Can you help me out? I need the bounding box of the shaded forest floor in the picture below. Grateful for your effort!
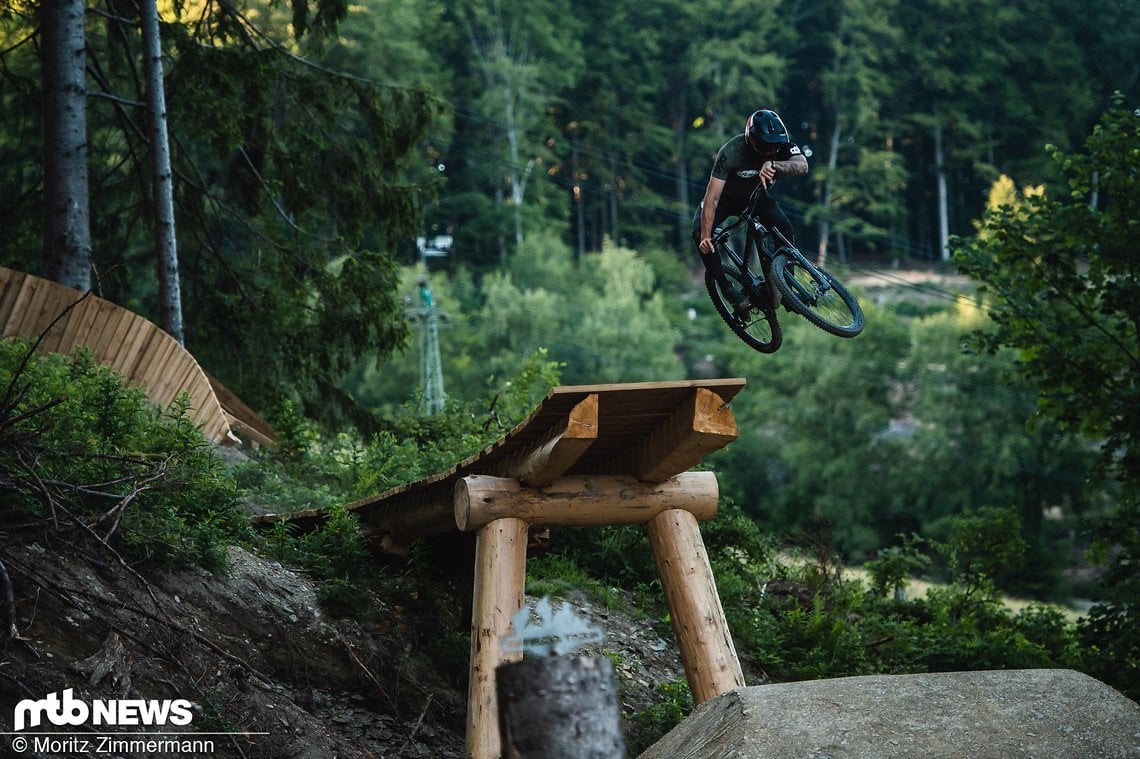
[0,533,691,757]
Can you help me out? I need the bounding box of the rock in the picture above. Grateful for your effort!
[639,669,1140,759]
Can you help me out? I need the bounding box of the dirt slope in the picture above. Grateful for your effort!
[0,538,686,757]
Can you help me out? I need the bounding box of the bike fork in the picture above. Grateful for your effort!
[782,247,833,298]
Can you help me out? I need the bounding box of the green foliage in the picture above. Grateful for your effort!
[244,351,562,622]
[479,236,686,386]
[0,339,244,569]
[738,549,1080,689]
[1078,602,1140,702]
[249,451,410,617]
[751,580,874,681]
[525,554,624,612]
[953,102,1139,481]
[549,525,658,589]
[866,534,930,598]
[953,102,1140,698]
[482,347,565,435]
[627,679,693,756]
[711,300,912,560]
[525,554,594,598]
[2,2,446,429]
[295,503,371,580]
[937,507,1028,590]
[314,576,373,618]
[7,0,1139,725]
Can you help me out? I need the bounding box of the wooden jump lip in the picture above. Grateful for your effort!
[252,379,746,549]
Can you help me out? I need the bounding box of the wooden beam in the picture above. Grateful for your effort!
[358,485,455,545]
[646,508,744,704]
[454,472,719,532]
[466,517,527,759]
[632,387,739,483]
[497,393,598,486]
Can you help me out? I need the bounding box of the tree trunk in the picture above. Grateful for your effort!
[671,94,689,250]
[40,0,92,291]
[608,152,619,245]
[817,119,842,267]
[934,121,950,261]
[496,655,626,759]
[572,140,585,262]
[507,91,525,248]
[140,0,183,344]
[464,10,531,266]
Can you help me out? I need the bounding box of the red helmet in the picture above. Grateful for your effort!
[745,109,790,153]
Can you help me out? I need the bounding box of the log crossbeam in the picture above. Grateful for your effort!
[455,472,718,531]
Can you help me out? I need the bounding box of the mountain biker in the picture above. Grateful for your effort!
[694,108,808,310]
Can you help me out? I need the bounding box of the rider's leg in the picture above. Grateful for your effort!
[693,203,749,312]
[754,195,797,247]
[755,196,796,309]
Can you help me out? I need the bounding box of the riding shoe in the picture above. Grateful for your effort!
[726,287,752,317]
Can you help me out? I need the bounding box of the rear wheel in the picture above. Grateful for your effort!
[772,253,864,337]
[705,258,782,354]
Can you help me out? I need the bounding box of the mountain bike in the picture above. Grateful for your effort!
[705,186,864,353]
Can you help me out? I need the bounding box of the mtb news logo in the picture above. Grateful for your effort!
[12,689,194,732]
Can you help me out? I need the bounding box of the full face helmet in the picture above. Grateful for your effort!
[745,109,790,156]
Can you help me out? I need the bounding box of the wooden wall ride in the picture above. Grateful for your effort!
[0,267,274,447]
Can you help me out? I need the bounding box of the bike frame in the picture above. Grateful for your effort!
[714,203,835,306]
[708,184,865,343]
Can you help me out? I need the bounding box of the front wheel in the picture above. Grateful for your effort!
[705,260,782,354]
[772,253,864,337]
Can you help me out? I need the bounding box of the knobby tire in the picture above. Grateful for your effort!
[772,253,864,337]
[705,258,782,354]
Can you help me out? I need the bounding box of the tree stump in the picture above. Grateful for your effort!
[496,655,626,758]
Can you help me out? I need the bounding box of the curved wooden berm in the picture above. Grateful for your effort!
[0,267,274,447]
[255,378,749,759]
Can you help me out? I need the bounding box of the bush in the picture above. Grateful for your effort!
[626,679,693,756]
[0,339,244,568]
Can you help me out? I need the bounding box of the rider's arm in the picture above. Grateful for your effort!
[759,152,808,189]
[768,152,808,178]
[698,177,726,255]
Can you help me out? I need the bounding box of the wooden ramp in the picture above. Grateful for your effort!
[255,378,748,759]
[0,267,274,447]
[253,378,746,551]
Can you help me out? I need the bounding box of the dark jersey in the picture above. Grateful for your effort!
[710,134,804,213]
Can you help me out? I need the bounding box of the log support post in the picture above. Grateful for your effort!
[466,517,528,759]
[461,477,744,757]
[646,508,745,704]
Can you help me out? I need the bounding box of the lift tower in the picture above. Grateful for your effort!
[414,234,452,415]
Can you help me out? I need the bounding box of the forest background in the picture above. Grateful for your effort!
[1,0,1138,728]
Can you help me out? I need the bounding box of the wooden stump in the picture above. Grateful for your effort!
[496,655,627,758]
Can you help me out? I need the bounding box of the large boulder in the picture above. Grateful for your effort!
[640,669,1140,758]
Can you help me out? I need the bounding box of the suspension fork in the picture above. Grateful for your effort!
[776,242,833,295]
